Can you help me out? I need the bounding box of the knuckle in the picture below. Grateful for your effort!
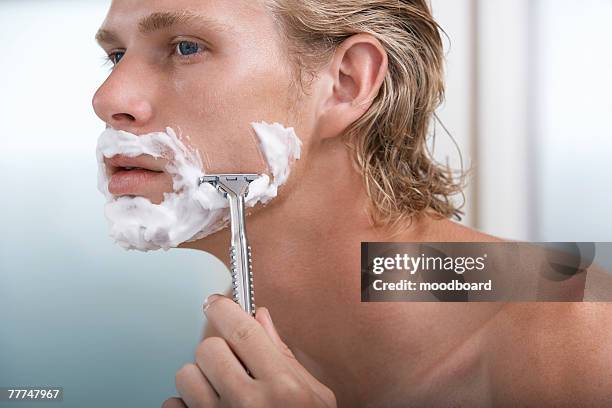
[232,391,263,408]
[270,373,304,401]
[230,322,259,344]
[195,336,225,362]
[202,335,226,349]
[175,363,197,389]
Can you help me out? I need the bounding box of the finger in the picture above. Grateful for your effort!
[195,336,254,398]
[161,397,187,408]
[204,295,286,379]
[175,363,219,408]
[256,307,333,397]
[255,307,296,359]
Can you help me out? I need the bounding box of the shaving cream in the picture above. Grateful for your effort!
[96,122,302,251]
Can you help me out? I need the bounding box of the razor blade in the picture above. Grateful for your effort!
[199,174,260,316]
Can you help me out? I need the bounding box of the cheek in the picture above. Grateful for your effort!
[159,56,301,174]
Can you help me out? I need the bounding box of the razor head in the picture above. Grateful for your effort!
[199,174,260,197]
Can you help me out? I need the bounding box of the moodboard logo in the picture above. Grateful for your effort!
[360,242,612,302]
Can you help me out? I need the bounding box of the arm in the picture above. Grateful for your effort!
[549,303,612,404]
[490,303,612,405]
[584,262,612,301]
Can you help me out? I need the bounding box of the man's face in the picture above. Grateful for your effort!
[93,0,311,204]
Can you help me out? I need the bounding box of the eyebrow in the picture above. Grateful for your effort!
[95,10,230,45]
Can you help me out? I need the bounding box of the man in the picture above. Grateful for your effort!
[93,0,612,406]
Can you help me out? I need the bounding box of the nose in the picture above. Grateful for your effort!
[92,57,155,132]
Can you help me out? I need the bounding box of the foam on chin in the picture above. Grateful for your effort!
[96,122,302,251]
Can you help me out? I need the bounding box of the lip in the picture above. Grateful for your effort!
[105,154,168,174]
[105,155,169,196]
[108,168,167,196]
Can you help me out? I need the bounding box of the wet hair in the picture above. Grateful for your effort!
[266,0,465,231]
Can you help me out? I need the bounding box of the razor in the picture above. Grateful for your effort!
[199,174,259,317]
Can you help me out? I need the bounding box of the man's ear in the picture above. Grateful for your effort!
[315,33,388,140]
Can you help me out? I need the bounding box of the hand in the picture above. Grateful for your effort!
[162,294,337,408]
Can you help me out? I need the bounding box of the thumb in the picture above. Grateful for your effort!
[255,307,296,360]
[256,307,335,400]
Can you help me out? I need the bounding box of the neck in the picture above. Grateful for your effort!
[183,136,414,304]
[184,136,397,281]
[180,137,494,404]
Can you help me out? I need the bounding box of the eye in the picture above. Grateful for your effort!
[175,41,202,56]
[107,51,125,65]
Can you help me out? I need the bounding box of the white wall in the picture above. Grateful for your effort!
[431,0,477,228]
[476,0,532,240]
[438,0,612,241]
[533,0,612,241]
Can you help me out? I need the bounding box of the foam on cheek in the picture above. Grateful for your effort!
[245,122,302,205]
[96,122,302,251]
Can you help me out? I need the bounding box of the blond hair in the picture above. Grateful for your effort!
[266,0,465,231]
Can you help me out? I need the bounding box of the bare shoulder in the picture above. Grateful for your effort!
[585,262,612,301]
[418,217,506,242]
[487,303,612,405]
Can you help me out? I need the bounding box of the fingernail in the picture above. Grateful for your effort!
[203,294,223,314]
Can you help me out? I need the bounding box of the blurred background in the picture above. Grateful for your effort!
[0,0,610,407]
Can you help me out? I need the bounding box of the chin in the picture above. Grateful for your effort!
[176,241,198,250]
[109,193,164,204]
[178,228,230,251]
[146,191,169,205]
